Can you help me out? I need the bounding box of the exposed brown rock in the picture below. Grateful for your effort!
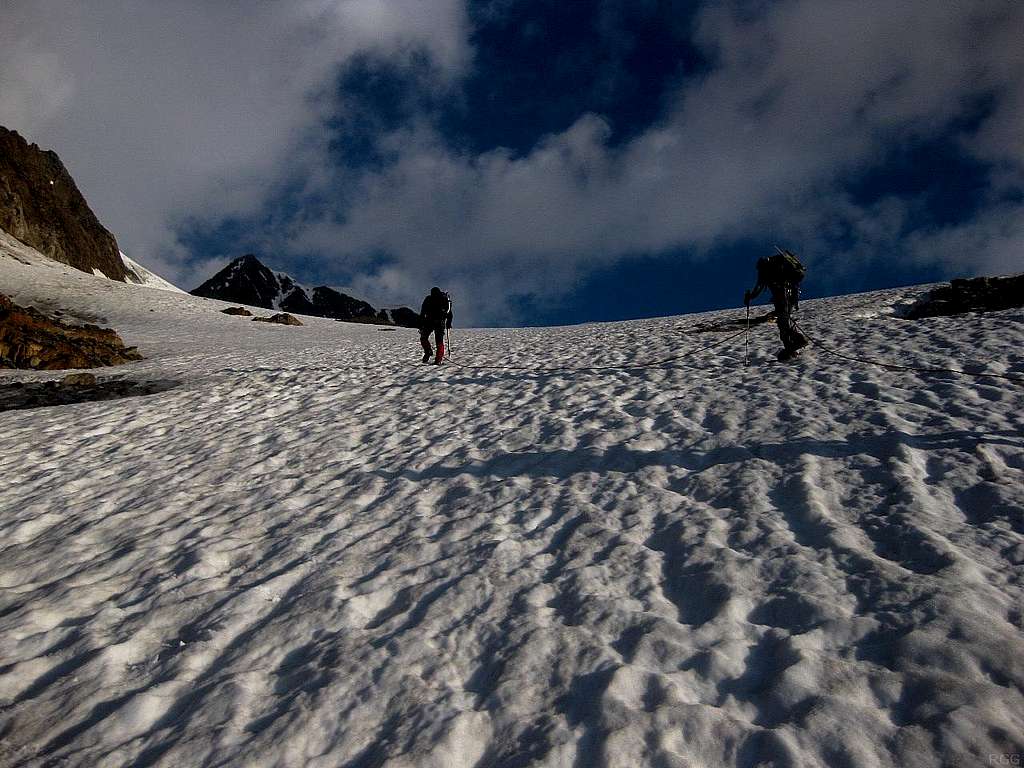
[61,372,97,386]
[221,306,253,316]
[0,126,127,280]
[253,313,303,326]
[0,293,142,370]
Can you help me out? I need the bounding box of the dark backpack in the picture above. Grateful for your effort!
[423,291,452,326]
[773,250,806,284]
[442,292,453,327]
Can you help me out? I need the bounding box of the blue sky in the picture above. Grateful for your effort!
[2,1,1022,325]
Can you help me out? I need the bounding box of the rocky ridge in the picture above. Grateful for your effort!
[192,254,419,327]
[0,126,127,281]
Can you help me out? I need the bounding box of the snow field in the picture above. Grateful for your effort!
[1,238,1024,767]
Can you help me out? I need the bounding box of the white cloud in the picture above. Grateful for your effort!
[907,202,1024,278]
[0,38,74,130]
[1,0,1020,320]
[286,0,1024,322]
[0,0,468,288]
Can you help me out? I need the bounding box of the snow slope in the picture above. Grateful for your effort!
[2,238,1023,768]
[120,252,186,294]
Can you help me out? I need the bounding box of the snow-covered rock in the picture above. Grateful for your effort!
[1,239,1023,767]
[121,252,186,294]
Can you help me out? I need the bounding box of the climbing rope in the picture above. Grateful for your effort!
[794,320,1024,384]
[441,313,1022,384]
[444,327,750,374]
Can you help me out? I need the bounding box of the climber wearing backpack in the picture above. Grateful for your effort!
[419,287,453,364]
[744,249,808,361]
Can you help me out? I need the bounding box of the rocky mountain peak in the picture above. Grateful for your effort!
[191,254,418,326]
[0,126,127,281]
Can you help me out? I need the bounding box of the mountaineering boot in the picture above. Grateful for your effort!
[777,345,804,362]
[435,342,445,364]
[422,350,432,363]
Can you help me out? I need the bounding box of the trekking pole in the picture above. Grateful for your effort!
[744,304,750,366]
[446,327,452,360]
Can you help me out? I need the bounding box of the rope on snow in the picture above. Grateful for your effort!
[795,320,1024,384]
[429,309,1023,384]
[444,327,750,374]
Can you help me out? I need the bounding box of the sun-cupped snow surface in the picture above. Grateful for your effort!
[1,243,1023,768]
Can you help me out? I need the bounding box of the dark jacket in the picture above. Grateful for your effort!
[746,253,804,308]
[420,290,453,330]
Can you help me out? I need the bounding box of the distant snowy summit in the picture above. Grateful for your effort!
[191,254,418,327]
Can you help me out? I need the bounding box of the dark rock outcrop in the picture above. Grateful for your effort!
[307,286,376,320]
[192,254,419,327]
[0,293,142,369]
[253,313,302,326]
[0,126,127,280]
[0,377,178,412]
[904,274,1024,319]
[222,307,253,316]
[380,306,421,328]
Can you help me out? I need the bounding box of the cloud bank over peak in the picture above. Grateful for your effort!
[0,0,468,288]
